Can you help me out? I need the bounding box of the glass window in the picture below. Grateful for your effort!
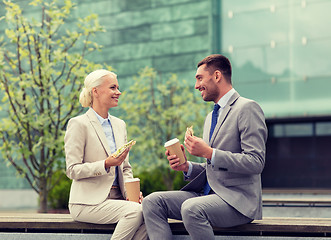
[272,124,285,137]
[271,123,313,137]
[316,122,331,136]
[220,0,331,117]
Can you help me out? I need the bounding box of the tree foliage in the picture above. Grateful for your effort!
[120,67,210,190]
[0,0,107,212]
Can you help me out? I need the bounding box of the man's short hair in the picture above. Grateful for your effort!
[197,54,232,84]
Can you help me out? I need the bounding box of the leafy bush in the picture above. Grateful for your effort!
[136,167,187,196]
[48,170,71,210]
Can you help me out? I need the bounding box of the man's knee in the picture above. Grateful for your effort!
[142,192,163,209]
[142,192,153,209]
[142,192,160,215]
[181,199,205,223]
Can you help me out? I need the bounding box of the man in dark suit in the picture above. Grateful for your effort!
[142,54,268,240]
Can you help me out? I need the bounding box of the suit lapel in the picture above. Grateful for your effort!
[209,92,240,144]
[86,108,111,156]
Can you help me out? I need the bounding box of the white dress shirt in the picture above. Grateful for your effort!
[92,108,119,186]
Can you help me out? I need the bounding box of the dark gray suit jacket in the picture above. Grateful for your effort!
[182,92,268,220]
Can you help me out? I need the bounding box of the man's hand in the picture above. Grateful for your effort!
[165,145,189,172]
[184,135,213,159]
[105,148,130,169]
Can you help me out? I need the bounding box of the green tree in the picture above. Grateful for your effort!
[0,0,107,212]
[120,67,210,191]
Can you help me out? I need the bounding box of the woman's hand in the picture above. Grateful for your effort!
[126,191,144,204]
[138,191,144,204]
[105,148,130,169]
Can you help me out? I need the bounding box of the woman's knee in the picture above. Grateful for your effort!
[124,202,144,223]
[128,202,143,215]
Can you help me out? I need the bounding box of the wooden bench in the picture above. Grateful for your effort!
[1,213,331,237]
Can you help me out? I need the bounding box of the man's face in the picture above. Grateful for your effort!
[195,64,219,102]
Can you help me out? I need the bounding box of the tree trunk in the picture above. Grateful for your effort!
[38,177,48,213]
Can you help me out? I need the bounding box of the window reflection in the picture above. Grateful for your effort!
[316,122,331,136]
[271,121,331,137]
[273,123,313,137]
[221,0,331,117]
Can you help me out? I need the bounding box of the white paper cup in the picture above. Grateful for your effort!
[164,138,186,165]
[125,178,140,203]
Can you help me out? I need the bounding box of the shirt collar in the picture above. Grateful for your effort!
[91,108,111,124]
[216,88,236,109]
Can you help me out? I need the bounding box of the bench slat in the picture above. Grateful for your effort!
[1,214,331,235]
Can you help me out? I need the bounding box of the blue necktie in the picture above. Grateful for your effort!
[204,104,220,195]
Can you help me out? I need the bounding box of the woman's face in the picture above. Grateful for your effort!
[94,74,121,109]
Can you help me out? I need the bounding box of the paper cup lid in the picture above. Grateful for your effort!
[164,138,179,147]
[125,178,140,183]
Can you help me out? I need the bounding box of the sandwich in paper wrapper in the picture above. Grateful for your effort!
[186,126,194,137]
[112,140,136,158]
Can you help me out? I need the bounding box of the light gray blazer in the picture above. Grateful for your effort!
[182,92,268,220]
[64,108,133,205]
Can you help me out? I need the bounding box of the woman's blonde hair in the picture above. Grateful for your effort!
[79,69,117,107]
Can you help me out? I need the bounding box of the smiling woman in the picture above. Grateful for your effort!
[64,69,148,240]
